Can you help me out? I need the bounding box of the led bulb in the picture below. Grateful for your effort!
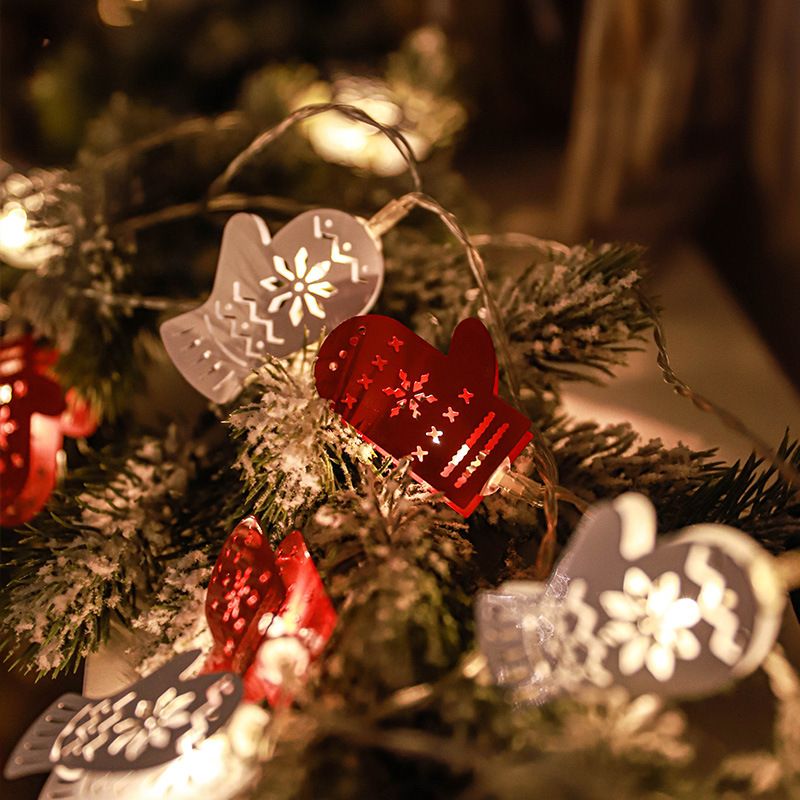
[0,207,32,253]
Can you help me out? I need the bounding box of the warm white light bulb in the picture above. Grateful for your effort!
[0,207,32,253]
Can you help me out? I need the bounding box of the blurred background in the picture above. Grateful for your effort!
[1,1,799,797]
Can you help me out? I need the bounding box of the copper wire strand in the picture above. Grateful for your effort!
[637,289,800,495]
[207,102,422,198]
[115,192,315,236]
[91,111,249,170]
[66,286,196,312]
[470,231,573,257]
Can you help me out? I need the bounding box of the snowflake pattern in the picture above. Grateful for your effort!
[599,568,701,682]
[218,565,264,654]
[382,370,438,418]
[106,687,196,761]
[260,247,336,327]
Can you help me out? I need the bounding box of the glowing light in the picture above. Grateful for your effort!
[97,0,136,27]
[600,568,702,681]
[0,207,32,253]
[426,426,443,444]
[662,597,701,629]
[0,384,11,404]
[0,201,63,270]
[227,703,270,760]
[298,80,427,177]
[158,736,226,789]
[325,120,370,154]
[255,637,310,685]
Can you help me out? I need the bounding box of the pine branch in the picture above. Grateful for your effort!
[664,431,800,554]
[128,550,213,678]
[0,431,225,675]
[545,416,721,514]
[228,353,375,535]
[296,464,473,708]
[381,234,650,399]
[548,419,800,552]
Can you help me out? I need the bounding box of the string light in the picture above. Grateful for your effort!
[298,79,430,176]
[0,207,32,254]
[0,199,65,270]
[97,0,146,27]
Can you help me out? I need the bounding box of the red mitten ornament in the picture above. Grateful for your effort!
[0,337,97,527]
[314,315,533,516]
[204,517,336,704]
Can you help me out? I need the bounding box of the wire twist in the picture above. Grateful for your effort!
[638,289,800,495]
[207,102,422,198]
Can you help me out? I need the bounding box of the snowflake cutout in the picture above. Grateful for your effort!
[382,370,437,418]
[260,247,336,327]
[412,446,428,462]
[442,406,459,423]
[599,568,701,682]
[221,566,255,627]
[107,687,195,762]
[426,426,443,444]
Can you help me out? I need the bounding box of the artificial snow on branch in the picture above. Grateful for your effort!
[2,433,193,674]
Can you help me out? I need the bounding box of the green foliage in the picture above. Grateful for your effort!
[1,435,191,674]
[228,354,375,535]
[305,467,473,707]
[0,428,243,674]
[381,236,650,399]
[667,432,800,553]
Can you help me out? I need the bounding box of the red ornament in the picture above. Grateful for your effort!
[0,337,98,527]
[204,517,337,704]
[314,315,533,516]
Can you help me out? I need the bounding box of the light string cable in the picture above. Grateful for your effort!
[116,102,423,235]
[636,289,800,496]
[206,102,422,197]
